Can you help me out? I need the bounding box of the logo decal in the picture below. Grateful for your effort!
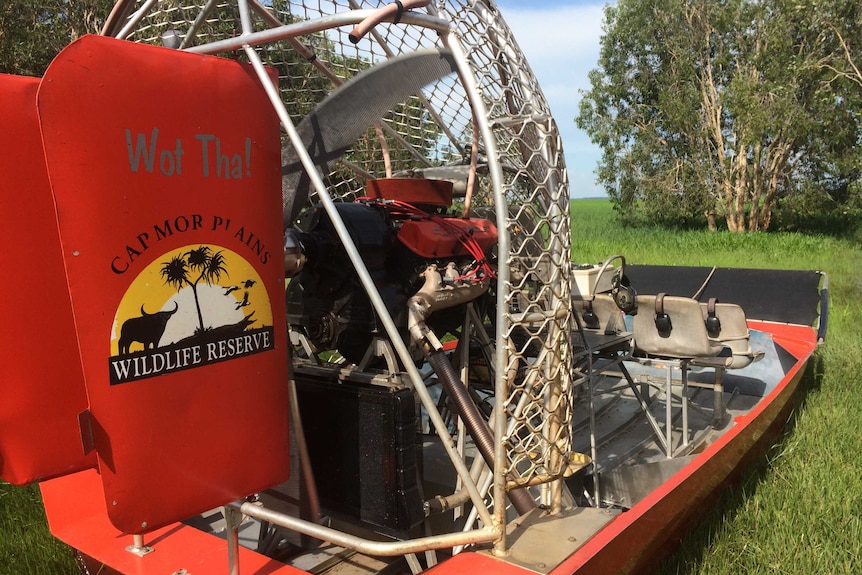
[109,244,274,384]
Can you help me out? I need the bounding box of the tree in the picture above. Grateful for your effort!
[809,0,862,90]
[160,246,228,333]
[0,1,113,76]
[577,0,862,232]
[777,0,862,231]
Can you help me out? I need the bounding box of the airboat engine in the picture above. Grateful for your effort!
[286,178,497,365]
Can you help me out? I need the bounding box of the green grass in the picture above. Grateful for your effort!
[3,199,860,574]
[573,198,862,575]
[0,484,77,574]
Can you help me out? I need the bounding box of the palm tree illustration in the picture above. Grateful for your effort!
[160,246,228,333]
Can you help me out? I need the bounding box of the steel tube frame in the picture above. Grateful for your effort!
[437,29,513,555]
[233,501,497,556]
[237,2,500,537]
[187,10,449,55]
[475,0,573,515]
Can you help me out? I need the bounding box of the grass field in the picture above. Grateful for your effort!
[2,199,860,574]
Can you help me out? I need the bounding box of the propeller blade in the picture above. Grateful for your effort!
[282,48,457,224]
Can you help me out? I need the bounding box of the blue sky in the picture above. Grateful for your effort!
[493,1,611,198]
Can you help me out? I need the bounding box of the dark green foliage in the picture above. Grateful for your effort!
[771,176,862,238]
[0,0,114,76]
[578,0,862,233]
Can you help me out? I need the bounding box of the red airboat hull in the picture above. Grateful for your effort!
[41,321,816,575]
[433,321,817,575]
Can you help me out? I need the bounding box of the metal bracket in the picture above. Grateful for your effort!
[125,534,154,557]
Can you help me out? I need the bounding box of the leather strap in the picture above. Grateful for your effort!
[582,298,599,329]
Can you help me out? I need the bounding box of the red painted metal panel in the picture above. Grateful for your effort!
[0,73,95,485]
[751,320,817,359]
[366,178,454,206]
[41,470,303,575]
[37,35,290,534]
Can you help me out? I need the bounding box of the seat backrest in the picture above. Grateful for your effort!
[575,294,626,335]
[701,300,756,368]
[633,294,724,359]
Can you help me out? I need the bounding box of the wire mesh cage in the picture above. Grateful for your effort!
[103,0,575,547]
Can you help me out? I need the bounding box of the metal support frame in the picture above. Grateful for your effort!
[574,307,728,472]
[224,505,244,575]
[231,500,497,556]
[233,2,505,562]
[572,310,633,506]
[105,0,575,568]
[125,534,154,558]
[625,356,732,458]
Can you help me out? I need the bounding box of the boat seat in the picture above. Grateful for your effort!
[633,294,727,361]
[575,294,627,335]
[700,298,765,369]
[631,294,733,456]
[572,294,633,362]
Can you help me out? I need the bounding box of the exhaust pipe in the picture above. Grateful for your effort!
[408,265,536,516]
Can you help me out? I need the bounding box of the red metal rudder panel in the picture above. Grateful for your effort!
[0,74,95,485]
[37,35,289,534]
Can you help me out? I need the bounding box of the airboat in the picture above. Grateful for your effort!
[0,1,826,575]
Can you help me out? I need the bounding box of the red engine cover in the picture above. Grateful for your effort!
[397,218,497,259]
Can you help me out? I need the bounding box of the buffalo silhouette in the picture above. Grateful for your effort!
[118,302,179,355]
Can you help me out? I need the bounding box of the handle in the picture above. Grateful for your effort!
[349,0,432,43]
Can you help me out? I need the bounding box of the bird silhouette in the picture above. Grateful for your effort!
[242,279,256,289]
[235,291,250,310]
[223,285,240,296]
